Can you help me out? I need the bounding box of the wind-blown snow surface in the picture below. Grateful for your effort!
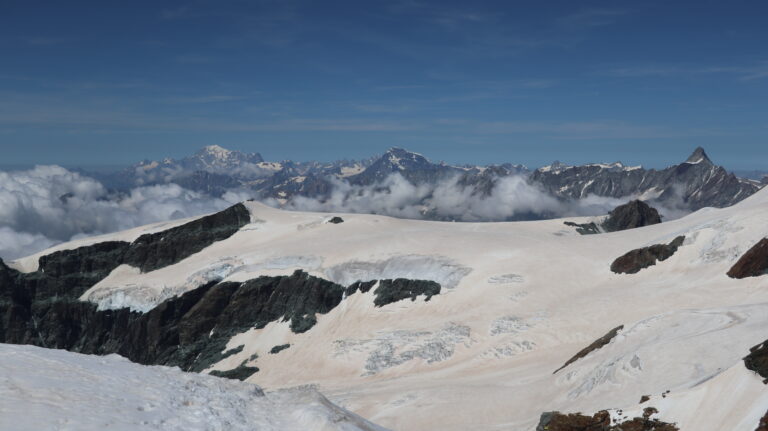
[0,344,387,431]
[10,188,768,430]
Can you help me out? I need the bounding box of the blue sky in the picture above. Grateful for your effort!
[1,0,767,169]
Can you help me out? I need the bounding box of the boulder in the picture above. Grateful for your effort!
[610,236,685,274]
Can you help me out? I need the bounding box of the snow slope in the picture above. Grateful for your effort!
[0,344,387,431]
[9,187,768,430]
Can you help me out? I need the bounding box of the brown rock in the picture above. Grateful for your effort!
[610,236,685,274]
[554,325,623,374]
[727,238,768,279]
[536,409,678,431]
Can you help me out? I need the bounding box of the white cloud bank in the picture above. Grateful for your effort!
[0,167,674,261]
[0,166,242,260]
[271,173,633,222]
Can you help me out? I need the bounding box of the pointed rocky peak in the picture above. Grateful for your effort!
[684,147,713,165]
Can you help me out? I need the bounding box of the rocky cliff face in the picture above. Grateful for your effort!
[123,202,251,272]
[0,205,443,380]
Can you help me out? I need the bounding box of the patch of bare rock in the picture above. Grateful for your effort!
[727,238,768,279]
[744,339,768,383]
[536,408,678,431]
[554,325,623,374]
[610,236,685,274]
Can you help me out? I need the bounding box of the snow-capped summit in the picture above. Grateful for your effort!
[684,146,713,165]
[347,147,458,185]
[193,145,264,169]
[537,160,571,174]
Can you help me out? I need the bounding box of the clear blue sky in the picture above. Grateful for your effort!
[1,0,767,169]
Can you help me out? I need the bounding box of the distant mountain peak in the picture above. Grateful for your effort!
[386,147,424,158]
[380,147,429,169]
[684,147,712,165]
[199,144,232,155]
[191,145,264,166]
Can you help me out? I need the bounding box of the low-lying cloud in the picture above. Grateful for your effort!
[271,173,633,222]
[0,165,242,260]
[0,167,683,261]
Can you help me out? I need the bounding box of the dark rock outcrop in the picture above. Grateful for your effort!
[602,200,662,232]
[372,279,441,307]
[2,244,444,378]
[209,364,259,381]
[536,408,678,431]
[0,201,447,380]
[0,267,347,373]
[123,203,250,272]
[554,325,623,373]
[610,236,685,274]
[564,200,661,236]
[344,280,377,297]
[563,221,600,235]
[270,344,290,354]
[727,238,768,279]
[744,339,768,383]
[29,241,131,299]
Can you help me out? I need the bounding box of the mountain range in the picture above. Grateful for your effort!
[91,145,762,219]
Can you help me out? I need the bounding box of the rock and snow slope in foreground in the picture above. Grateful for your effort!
[7,188,768,430]
[0,344,386,431]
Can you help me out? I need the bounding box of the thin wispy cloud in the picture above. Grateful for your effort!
[159,95,248,104]
[705,62,768,81]
[174,54,214,64]
[602,61,768,81]
[476,120,731,140]
[555,8,628,30]
[23,36,73,46]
